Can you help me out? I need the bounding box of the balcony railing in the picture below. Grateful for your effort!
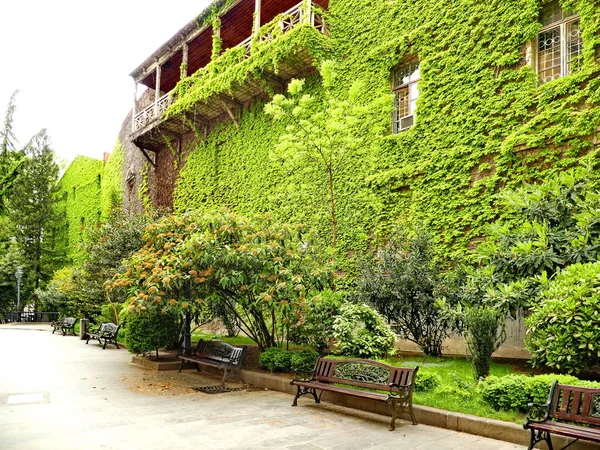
[133,1,327,136]
[133,92,173,132]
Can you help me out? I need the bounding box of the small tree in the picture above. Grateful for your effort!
[265,60,390,248]
[110,210,333,351]
[355,230,451,356]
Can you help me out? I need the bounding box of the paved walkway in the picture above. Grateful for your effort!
[0,325,523,450]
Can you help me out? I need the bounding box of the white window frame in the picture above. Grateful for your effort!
[392,59,420,133]
[535,2,581,84]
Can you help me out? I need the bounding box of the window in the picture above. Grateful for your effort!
[392,58,420,133]
[536,1,582,83]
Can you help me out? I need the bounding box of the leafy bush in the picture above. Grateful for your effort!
[290,350,319,374]
[355,230,452,356]
[289,289,343,354]
[478,374,600,412]
[259,347,292,372]
[414,372,441,392]
[462,306,506,379]
[332,302,396,358]
[123,308,180,359]
[526,262,600,374]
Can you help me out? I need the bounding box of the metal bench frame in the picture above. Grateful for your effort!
[291,357,419,431]
[51,317,78,336]
[178,339,247,386]
[524,381,600,450]
[86,322,121,349]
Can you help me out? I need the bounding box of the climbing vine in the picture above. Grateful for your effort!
[166,0,600,283]
[101,140,125,219]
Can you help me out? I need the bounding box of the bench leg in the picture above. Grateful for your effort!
[114,340,120,350]
[221,369,229,387]
[527,429,554,450]
[388,401,398,432]
[292,386,319,407]
[102,339,107,350]
[178,360,184,373]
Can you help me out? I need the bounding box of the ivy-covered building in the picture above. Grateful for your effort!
[55,151,124,263]
[121,0,599,261]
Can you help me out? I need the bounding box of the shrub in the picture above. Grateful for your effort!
[123,308,180,359]
[355,230,453,356]
[462,306,506,379]
[478,374,600,412]
[414,372,441,392]
[289,289,343,354]
[526,262,600,374]
[332,302,396,358]
[259,347,292,372]
[290,350,319,374]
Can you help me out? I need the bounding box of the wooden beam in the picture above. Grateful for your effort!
[181,41,189,78]
[133,143,157,168]
[155,63,162,103]
[220,101,239,128]
[253,0,262,35]
[132,80,138,131]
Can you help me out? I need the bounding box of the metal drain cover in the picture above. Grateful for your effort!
[192,385,243,394]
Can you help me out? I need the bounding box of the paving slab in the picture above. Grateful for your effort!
[0,325,524,450]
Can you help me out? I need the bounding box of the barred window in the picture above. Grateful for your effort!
[392,58,420,133]
[536,0,582,83]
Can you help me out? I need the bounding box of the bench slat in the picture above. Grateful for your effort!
[528,422,600,443]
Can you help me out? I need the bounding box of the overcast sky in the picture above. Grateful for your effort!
[0,0,212,168]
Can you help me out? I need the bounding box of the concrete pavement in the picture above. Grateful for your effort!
[0,325,524,450]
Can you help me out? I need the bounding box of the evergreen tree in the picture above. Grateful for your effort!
[0,216,25,316]
[0,91,24,213]
[7,130,60,310]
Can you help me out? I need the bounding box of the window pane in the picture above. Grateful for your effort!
[393,62,420,89]
[395,87,410,118]
[540,0,575,27]
[565,20,583,75]
[538,26,562,83]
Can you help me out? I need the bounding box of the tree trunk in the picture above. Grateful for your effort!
[328,169,337,248]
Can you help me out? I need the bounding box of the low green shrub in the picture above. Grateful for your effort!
[332,302,396,358]
[526,262,600,374]
[414,372,441,392]
[290,350,318,374]
[123,308,180,359]
[478,374,600,411]
[259,347,292,372]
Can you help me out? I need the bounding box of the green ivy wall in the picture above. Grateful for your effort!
[169,0,600,275]
[101,141,125,218]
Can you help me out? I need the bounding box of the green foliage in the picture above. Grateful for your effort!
[123,308,180,359]
[526,261,600,374]
[265,61,391,248]
[0,91,23,214]
[259,347,292,372]
[478,373,600,412]
[355,230,452,356]
[101,141,124,218]
[414,372,441,393]
[7,130,61,303]
[289,289,343,354]
[290,350,319,373]
[332,302,395,358]
[459,306,507,380]
[54,155,104,264]
[0,217,25,315]
[110,210,333,350]
[71,210,148,318]
[171,0,600,286]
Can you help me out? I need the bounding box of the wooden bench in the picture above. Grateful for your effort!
[291,358,419,431]
[52,317,78,336]
[86,322,120,349]
[178,339,247,386]
[524,381,600,450]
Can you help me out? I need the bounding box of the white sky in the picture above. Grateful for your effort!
[0,0,212,168]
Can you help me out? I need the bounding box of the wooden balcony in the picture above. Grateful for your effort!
[131,1,329,152]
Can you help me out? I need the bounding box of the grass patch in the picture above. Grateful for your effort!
[191,332,257,347]
[325,354,530,423]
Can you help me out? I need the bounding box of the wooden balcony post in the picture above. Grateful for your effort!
[253,0,261,35]
[132,79,138,131]
[154,63,161,119]
[304,0,312,23]
[182,41,189,78]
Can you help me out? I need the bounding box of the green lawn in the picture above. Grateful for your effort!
[380,356,530,423]
[191,332,257,347]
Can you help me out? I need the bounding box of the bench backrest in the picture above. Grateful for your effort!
[313,358,418,392]
[63,317,76,326]
[548,381,600,425]
[99,322,119,338]
[194,340,247,367]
